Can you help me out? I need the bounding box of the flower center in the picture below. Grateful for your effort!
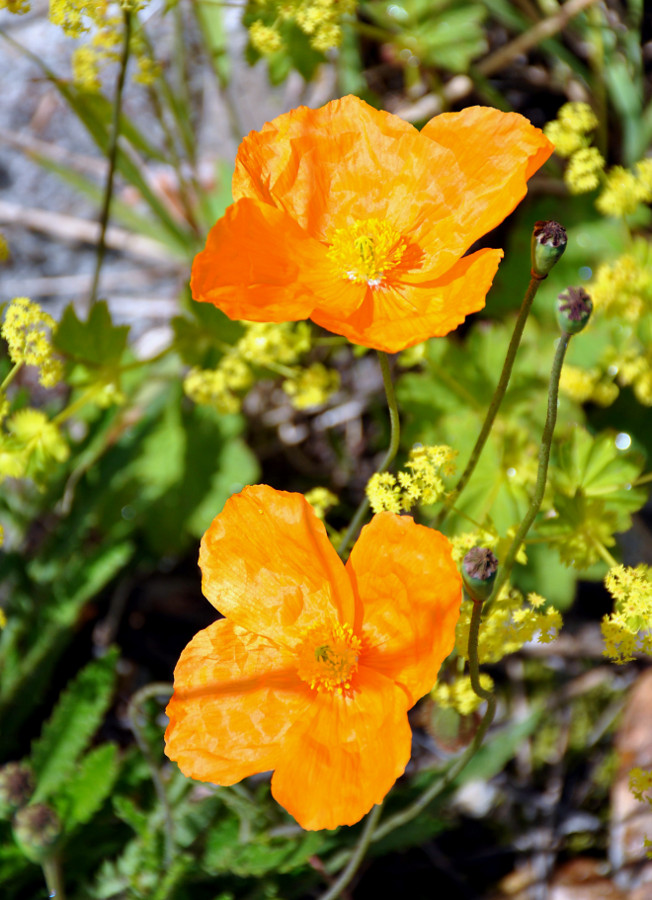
[296,622,362,694]
[327,218,407,287]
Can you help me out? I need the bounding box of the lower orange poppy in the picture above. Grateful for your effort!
[191,95,553,352]
[164,484,462,830]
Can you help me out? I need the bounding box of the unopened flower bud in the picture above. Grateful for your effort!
[531,220,567,277]
[462,547,498,602]
[557,286,593,334]
[12,803,61,863]
[0,762,34,819]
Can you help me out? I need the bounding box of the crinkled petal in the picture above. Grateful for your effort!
[165,618,312,784]
[421,106,554,250]
[311,247,503,353]
[199,485,357,645]
[271,666,412,830]
[346,513,462,705]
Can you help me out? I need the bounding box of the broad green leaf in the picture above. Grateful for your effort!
[60,743,120,831]
[55,301,129,367]
[31,648,119,803]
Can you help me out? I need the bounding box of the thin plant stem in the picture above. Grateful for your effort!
[0,361,23,393]
[127,682,175,866]
[87,10,132,310]
[51,385,101,427]
[317,803,383,900]
[488,332,571,604]
[435,272,546,529]
[592,539,618,569]
[42,854,66,900]
[337,351,400,558]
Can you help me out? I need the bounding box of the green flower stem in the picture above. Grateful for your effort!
[42,854,66,900]
[51,385,101,427]
[488,331,571,604]
[127,682,174,866]
[337,351,400,559]
[87,9,132,310]
[436,272,546,529]
[0,361,23,393]
[317,803,383,900]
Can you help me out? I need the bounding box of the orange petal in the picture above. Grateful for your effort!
[165,618,312,785]
[347,513,462,705]
[199,485,358,646]
[311,247,503,353]
[421,106,554,251]
[270,666,412,830]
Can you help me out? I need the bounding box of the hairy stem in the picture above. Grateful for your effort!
[337,351,400,558]
[436,272,545,528]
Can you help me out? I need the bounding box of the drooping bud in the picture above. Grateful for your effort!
[12,803,61,863]
[0,762,34,819]
[531,220,567,278]
[556,286,593,334]
[462,547,498,602]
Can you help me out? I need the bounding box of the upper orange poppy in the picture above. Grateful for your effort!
[191,95,553,353]
[164,484,461,830]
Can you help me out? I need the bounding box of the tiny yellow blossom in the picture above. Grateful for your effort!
[219,356,253,392]
[183,367,240,415]
[597,166,642,217]
[431,673,494,716]
[238,322,311,367]
[366,472,402,514]
[72,45,101,91]
[544,121,587,158]
[591,248,652,321]
[1,297,64,388]
[558,101,598,134]
[283,363,339,409]
[559,365,599,403]
[304,487,338,519]
[602,565,652,663]
[565,147,605,194]
[249,20,283,54]
[311,21,341,51]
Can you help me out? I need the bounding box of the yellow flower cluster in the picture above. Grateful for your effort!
[559,364,619,407]
[0,0,30,12]
[304,486,338,520]
[249,0,355,55]
[366,444,457,514]
[601,565,652,664]
[544,101,598,157]
[596,160,652,217]
[565,147,605,194]
[0,409,69,482]
[455,587,562,665]
[591,245,652,322]
[49,0,157,90]
[1,298,64,389]
[431,673,494,716]
[184,322,339,413]
[283,362,340,409]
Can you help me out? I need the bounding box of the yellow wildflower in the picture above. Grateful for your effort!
[72,45,102,91]
[366,444,456,513]
[238,322,311,367]
[591,248,652,321]
[559,364,599,403]
[183,367,240,415]
[565,147,605,194]
[431,673,494,716]
[1,298,64,388]
[283,362,339,409]
[249,20,283,54]
[602,565,652,663]
[304,487,338,519]
[597,166,641,216]
[557,101,598,133]
[366,472,402,514]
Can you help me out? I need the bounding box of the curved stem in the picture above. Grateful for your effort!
[436,272,545,528]
[42,854,66,900]
[87,10,132,310]
[488,332,571,604]
[317,803,383,900]
[337,351,400,558]
[127,682,175,866]
[0,361,23,393]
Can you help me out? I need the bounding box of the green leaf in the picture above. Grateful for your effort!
[31,648,119,803]
[54,301,130,367]
[59,743,120,831]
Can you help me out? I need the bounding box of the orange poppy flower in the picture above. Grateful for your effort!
[191,95,553,353]
[164,484,461,830]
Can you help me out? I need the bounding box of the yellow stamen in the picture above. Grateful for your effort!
[296,621,362,695]
[327,218,407,286]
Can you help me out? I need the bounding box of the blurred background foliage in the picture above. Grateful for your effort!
[0,0,651,897]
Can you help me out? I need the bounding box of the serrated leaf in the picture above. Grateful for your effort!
[60,743,120,831]
[54,301,129,368]
[31,649,119,803]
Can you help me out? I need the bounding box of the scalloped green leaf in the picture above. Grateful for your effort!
[54,301,129,368]
[60,743,120,831]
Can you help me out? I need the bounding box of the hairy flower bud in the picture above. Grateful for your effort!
[12,803,61,863]
[0,762,34,819]
[462,547,498,601]
[531,220,567,277]
[557,286,593,334]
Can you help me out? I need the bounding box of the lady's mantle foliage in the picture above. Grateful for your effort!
[191,95,553,353]
[165,484,462,831]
